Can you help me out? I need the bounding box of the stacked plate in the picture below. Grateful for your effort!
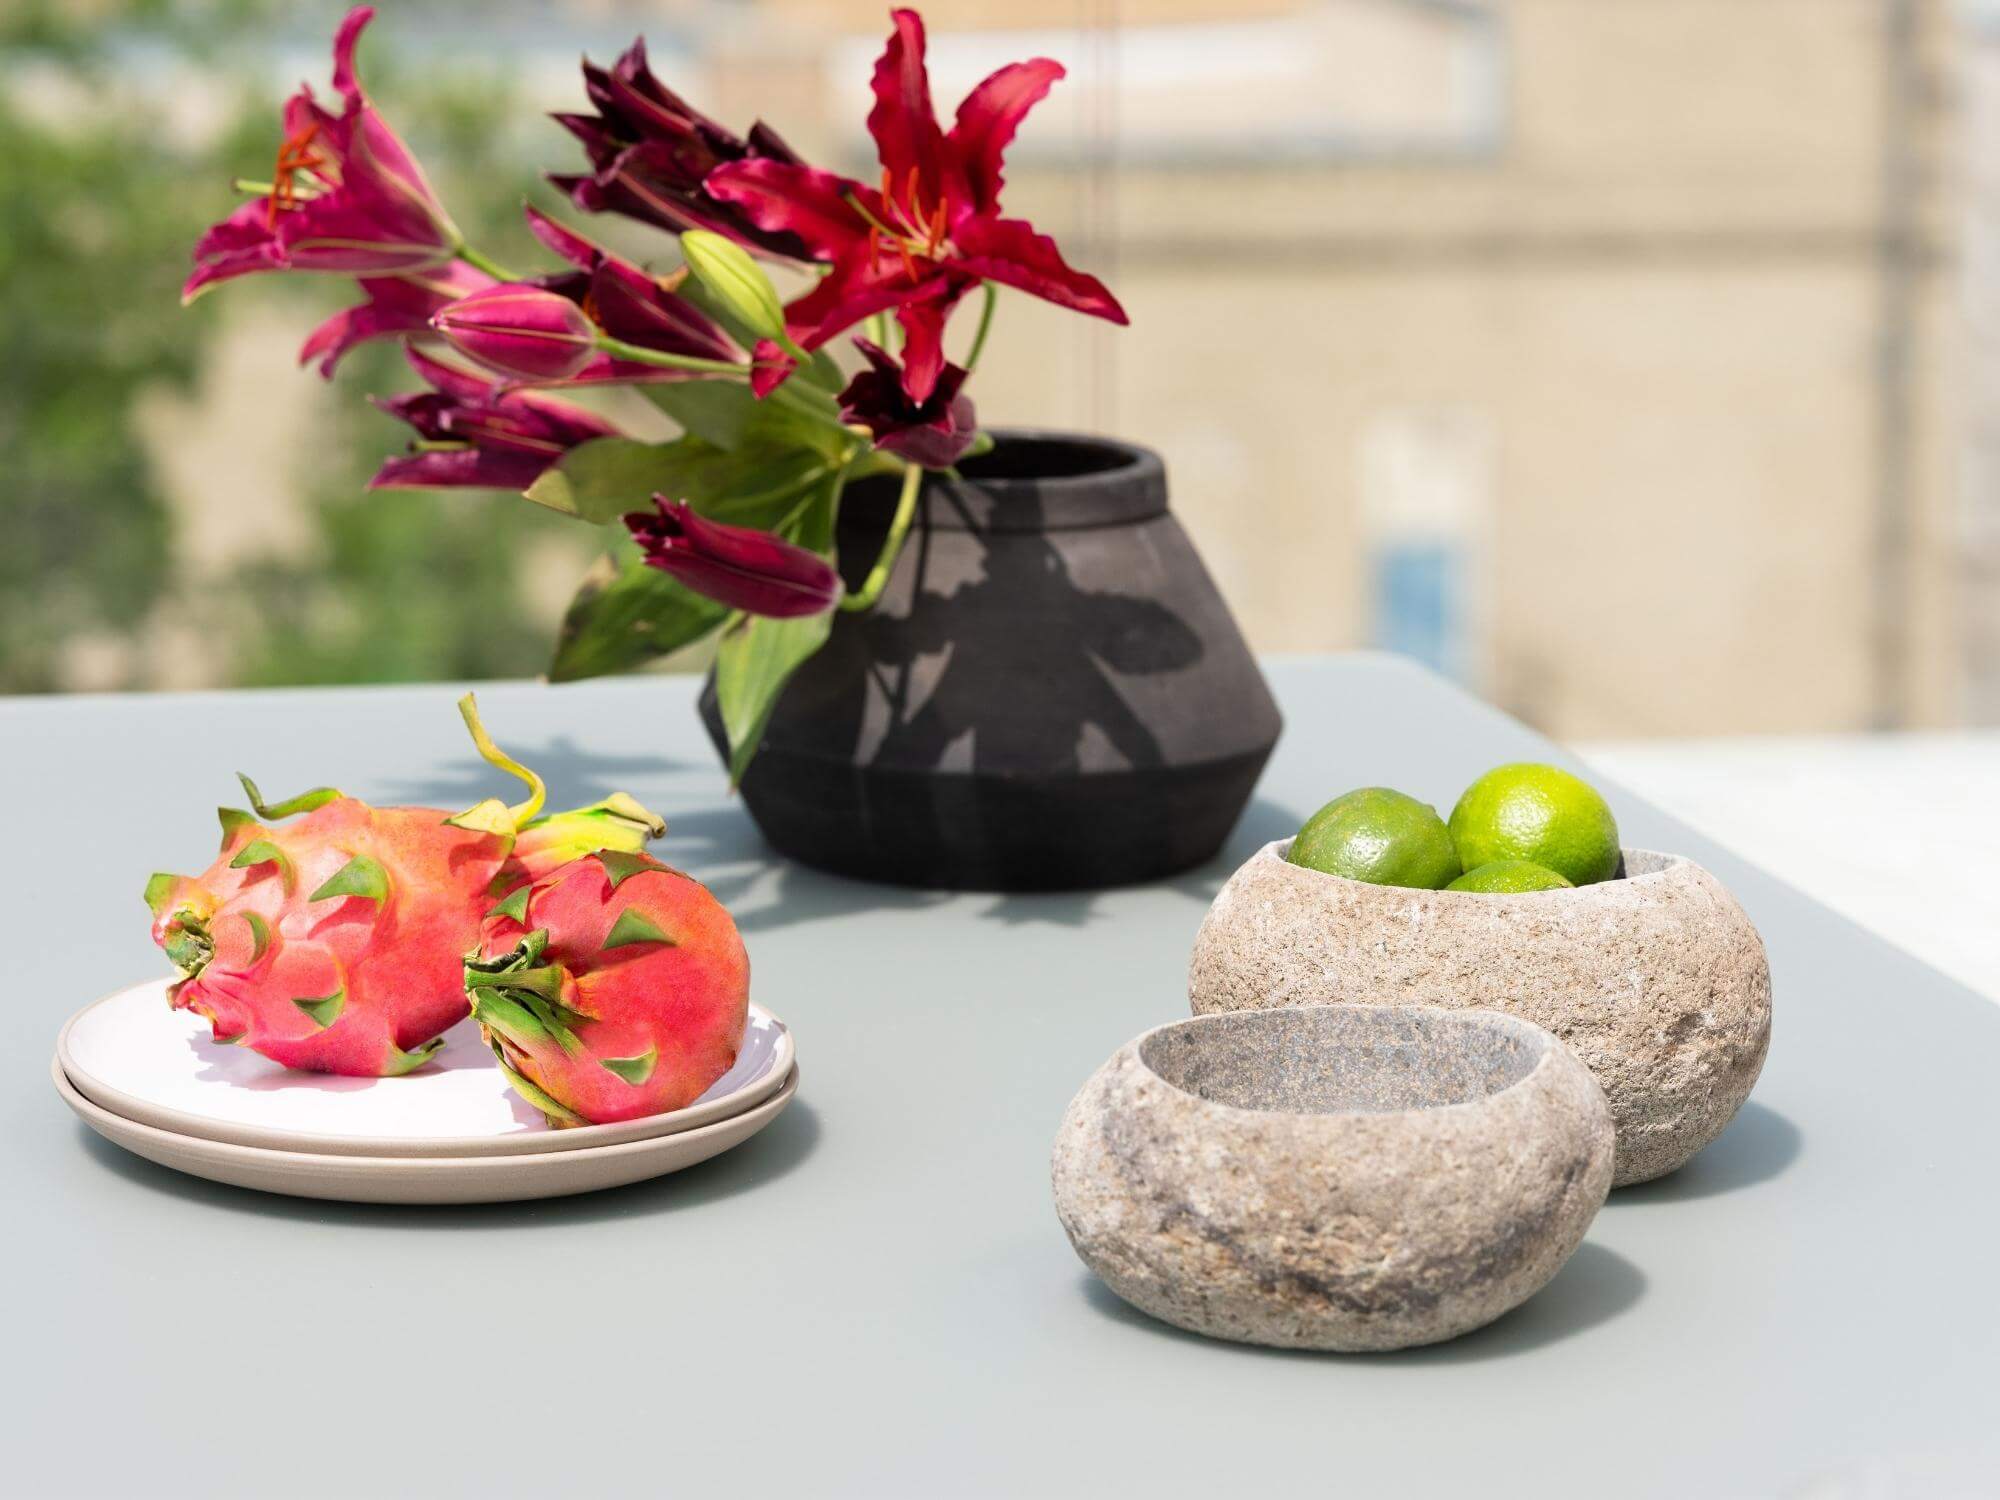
[54,980,797,1205]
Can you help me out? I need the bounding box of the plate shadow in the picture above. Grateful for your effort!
[72,1098,821,1229]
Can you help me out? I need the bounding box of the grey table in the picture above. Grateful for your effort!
[5,656,1996,1499]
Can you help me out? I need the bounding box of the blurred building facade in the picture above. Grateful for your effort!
[697,0,1967,738]
[20,0,1983,741]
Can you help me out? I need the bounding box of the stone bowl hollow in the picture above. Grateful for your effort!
[1187,843,1774,1186]
[1052,1004,1615,1352]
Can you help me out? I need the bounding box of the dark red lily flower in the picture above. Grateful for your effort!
[839,339,976,469]
[551,37,810,260]
[369,347,618,492]
[625,497,840,618]
[432,283,598,383]
[298,262,496,377]
[517,206,743,386]
[184,8,461,301]
[705,8,1126,402]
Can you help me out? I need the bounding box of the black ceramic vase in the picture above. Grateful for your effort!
[699,432,1282,890]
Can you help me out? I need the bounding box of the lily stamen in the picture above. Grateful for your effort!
[266,122,326,228]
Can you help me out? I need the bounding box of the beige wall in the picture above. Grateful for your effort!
[868,0,1963,736]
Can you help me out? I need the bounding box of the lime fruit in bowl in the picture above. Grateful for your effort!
[1288,788,1461,890]
[1447,859,1574,893]
[1449,764,1620,887]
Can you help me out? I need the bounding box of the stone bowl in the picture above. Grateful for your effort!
[1051,1004,1614,1352]
[1187,843,1773,1186]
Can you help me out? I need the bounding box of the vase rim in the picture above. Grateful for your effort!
[851,428,1167,533]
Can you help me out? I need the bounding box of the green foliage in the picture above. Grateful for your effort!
[0,1,597,693]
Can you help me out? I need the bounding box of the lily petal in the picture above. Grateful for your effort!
[894,284,969,404]
[705,159,872,263]
[948,59,1065,219]
[868,9,953,213]
[952,215,1128,324]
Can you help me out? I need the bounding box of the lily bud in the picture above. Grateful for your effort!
[625,497,840,618]
[680,230,790,345]
[432,284,596,382]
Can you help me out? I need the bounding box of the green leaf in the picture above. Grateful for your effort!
[599,1047,658,1086]
[528,435,836,528]
[239,911,270,963]
[308,853,389,904]
[603,907,674,950]
[236,773,340,821]
[383,1038,444,1077]
[787,466,844,558]
[537,431,851,681]
[713,609,834,785]
[487,885,532,924]
[595,850,658,890]
[547,538,730,683]
[292,987,346,1030]
[229,839,293,890]
[524,437,689,525]
[642,381,759,449]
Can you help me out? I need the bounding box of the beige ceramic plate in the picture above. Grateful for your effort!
[58,980,792,1158]
[54,1056,798,1205]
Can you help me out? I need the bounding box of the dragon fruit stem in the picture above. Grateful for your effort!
[454,692,545,829]
[235,772,342,821]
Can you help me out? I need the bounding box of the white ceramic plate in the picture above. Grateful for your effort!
[55,1056,798,1205]
[59,979,792,1157]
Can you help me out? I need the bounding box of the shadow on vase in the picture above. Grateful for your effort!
[71,1098,822,1229]
[818,489,1204,777]
[1074,1239,1646,1363]
[1608,1100,1803,1204]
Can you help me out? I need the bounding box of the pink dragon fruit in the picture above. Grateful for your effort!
[144,695,664,1077]
[464,851,750,1125]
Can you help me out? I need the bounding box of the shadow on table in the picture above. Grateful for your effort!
[1608,1100,1802,1204]
[677,794,1308,935]
[72,1098,822,1228]
[384,728,1304,935]
[379,738,704,810]
[1076,1240,1646,1363]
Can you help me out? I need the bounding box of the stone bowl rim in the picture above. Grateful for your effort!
[1130,1003,1562,1124]
[1258,839,1692,899]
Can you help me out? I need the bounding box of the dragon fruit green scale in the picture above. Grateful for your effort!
[465,851,749,1126]
[144,695,667,1078]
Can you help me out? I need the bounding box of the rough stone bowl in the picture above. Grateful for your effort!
[1051,1004,1614,1352]
[1187,843,1773,1186]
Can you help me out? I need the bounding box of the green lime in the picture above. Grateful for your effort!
[1447,859,1574,893]
[1288,788,1461,889]
[1448,763,1620,886]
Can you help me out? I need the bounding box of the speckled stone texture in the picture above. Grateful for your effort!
[1052,1005,1613,1352]
[1187,844,1773,1186]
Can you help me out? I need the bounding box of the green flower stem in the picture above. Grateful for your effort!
[594,336,755,378]
[964,282,998,372]
[841,461,924,613]
[597,335,856,439]
[456,242,520,282]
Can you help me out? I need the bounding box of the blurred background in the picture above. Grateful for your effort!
[1,0,1992,984]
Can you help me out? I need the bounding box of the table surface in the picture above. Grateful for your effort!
[5,655,1996,1500]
